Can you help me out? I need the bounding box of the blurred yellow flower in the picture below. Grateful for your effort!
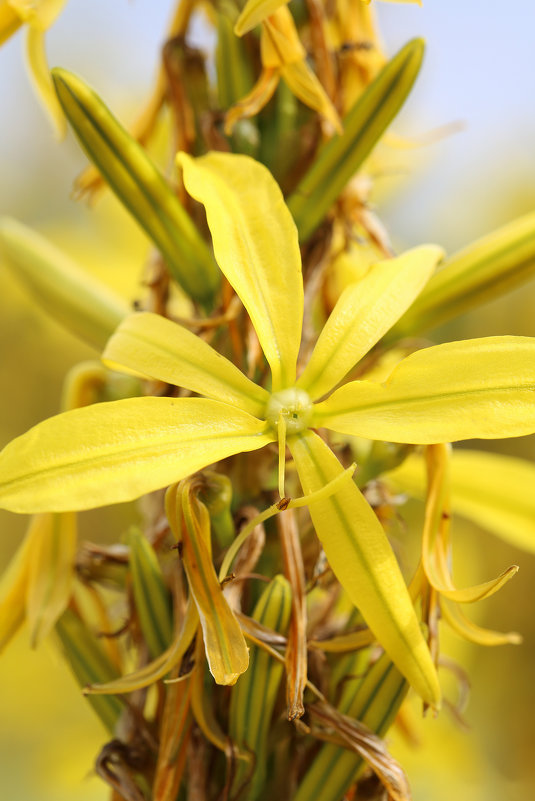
[227,4,341,133]
[0,0,67,136]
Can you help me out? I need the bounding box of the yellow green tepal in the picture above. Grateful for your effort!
[2,153,535,707]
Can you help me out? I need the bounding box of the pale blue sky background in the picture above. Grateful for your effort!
[0,0,534,246]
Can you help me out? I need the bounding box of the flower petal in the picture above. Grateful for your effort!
[0,397,273,513]
[25,26,66,137]
[260,7,304,67]
[166,481,249,686]
[103,312,268,418]
[10,0,66,29]
[298,245,443,400]
[177,151,303,391]
[281,60,342,133]
[419,445,519,604]
[288,430,440,707]
[235,0,291,35]
[441,601,521,647]
[387,449,535,555]
[0,217,128,351]
[0,527,33,652]
[86,600,199,695]
[316,337,535,442]
[0,4,22,45]
[26,512,76,647]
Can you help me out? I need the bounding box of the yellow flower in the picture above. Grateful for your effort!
[1,153,535,706]
[227,3,341,133]
[0,512,76,652]
[0,0,67,136]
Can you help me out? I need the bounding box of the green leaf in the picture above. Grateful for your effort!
[386,210,535,342]
[103,311,268,418]
[297,245,443,400]
[127,527,173,659]
[287,38,425,241]
[0,217,128,350]
[316,336,535,443]
[51,68,219,305]
[387,449,535,554]
[177,151,303,391]
[0,397,273,513]
[288,430,440,707]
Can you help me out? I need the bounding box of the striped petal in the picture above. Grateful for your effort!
[103,312,268,418]
[288,430,440,707]
[315,337,535,443]
[387,449,535,555]
[177,151,303,391]
[0,397,272,513]
[297,246,443,400]
[166,481,249,686]
[26,512,76,647]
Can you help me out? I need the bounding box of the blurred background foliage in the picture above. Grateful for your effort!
[0,1,534,800]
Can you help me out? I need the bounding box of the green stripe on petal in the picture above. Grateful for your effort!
[0,397,273,513]
[297,245,443,400]
[177,151,303,391]
[288,430,440,707]
[316,336,535,443]
[103,312,268,417]
[387,449,535,555]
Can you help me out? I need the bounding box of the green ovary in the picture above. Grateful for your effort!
[265,388,313,435]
